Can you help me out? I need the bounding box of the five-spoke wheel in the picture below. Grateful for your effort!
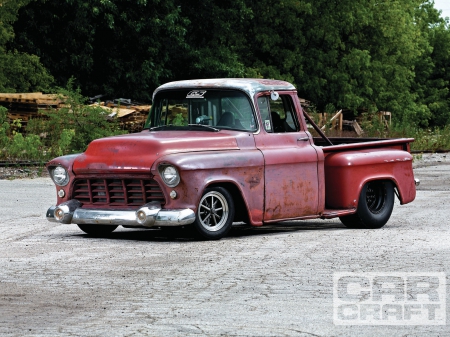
[194,187,235,239]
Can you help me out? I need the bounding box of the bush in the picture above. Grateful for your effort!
[27,79,127,158]
[389,124,450,152]
[1,79,128,161]
[0,106,9,150]
[7,133,43,160]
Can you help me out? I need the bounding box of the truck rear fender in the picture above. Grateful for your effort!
[324,150,416,209]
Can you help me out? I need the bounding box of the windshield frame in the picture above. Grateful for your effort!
[144,88,258,133]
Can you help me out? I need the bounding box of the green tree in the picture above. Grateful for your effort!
[11,0,450,130]
[173,0,251,79]
[0,0,53,92]
[242,0,429,124]
[13,0,188,101]
[412,1,450,127]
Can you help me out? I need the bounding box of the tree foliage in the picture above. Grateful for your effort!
[13,0,188,101]
[6,0,450,127]
[241,0,435,126]
[0,0,53,92]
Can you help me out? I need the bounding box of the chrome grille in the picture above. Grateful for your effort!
[72,178,165,206]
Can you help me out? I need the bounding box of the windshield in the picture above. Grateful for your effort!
[145,89,257,132]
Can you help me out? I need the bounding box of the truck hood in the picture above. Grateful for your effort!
[72,131,240,175]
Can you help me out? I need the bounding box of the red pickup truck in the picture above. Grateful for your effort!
[46,78,418,239]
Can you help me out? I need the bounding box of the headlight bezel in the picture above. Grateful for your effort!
[158,164,180,187]
[51,165,70,186]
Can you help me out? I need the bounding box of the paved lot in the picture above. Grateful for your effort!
[0,155,449,336]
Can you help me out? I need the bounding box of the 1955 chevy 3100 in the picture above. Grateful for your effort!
[46,78,419,239]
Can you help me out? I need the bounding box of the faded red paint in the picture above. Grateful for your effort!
[254,130,321,220]
[72,131,240,175]
[46,79,417,229]
[325,148,415,208]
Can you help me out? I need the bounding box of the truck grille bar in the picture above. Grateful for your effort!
[72,178,165,206]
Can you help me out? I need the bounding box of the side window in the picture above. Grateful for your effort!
[257,96,272,132]
[257,94,299,133]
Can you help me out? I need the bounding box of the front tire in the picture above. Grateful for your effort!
[339,180,395,229]
[194,187,235,240]
[77,224,118,236]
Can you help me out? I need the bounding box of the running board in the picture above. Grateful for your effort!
[321,208,356,219]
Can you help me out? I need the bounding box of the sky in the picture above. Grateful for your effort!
[433,0,450,19]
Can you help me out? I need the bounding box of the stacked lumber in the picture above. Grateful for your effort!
[0,93,63,114]
[0,92,151,133]
[91,102,151,132]
[0,93,64,129]
[116,104,151,132]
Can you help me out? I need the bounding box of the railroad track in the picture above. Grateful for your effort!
[0,161,45,167]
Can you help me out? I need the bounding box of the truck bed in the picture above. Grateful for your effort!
[316,136,416,209]
[313,137,414,153]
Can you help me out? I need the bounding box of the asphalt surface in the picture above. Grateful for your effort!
[0,154,449,336]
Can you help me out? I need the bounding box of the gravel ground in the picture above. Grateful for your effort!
[0,154,449,336]
[0,166,48,180]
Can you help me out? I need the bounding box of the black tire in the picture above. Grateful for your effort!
[77,224,118,236]
[339,180,395,229]
[194,186,235,240]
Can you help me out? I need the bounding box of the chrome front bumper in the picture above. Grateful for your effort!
[46,200,195,227]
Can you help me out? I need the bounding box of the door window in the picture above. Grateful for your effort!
[257,94,299,133]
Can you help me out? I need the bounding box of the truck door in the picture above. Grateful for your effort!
[254,93,319,221]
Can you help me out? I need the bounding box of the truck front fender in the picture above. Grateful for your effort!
[151,150,265,225]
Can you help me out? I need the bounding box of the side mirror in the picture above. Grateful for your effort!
[270,91,279,101]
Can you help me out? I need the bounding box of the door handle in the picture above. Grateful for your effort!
[297,137,310,141]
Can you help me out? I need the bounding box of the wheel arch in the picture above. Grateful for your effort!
[354,176,411,209]
[203,181,250,224]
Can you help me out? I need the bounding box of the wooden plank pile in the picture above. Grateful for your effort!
[0,92,151,133]
[0,92,64,130]
[90,101,151,132]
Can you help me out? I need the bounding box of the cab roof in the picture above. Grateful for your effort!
[153,78,296,99]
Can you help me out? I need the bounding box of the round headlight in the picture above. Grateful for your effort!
[160,165,180,187]
[52,166,70,186]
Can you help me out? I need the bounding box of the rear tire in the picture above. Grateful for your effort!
[77,224,118,236]
[340,180,395,229]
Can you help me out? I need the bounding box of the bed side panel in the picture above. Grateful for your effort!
[325,149,416,209]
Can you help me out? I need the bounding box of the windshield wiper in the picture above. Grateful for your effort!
[188,124,219,132]
[148,124,219,132]
[148,124,174,131]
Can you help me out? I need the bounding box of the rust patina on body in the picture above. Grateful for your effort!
[46,78,418,239]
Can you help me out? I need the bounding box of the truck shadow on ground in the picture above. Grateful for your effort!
[73,221,347,242]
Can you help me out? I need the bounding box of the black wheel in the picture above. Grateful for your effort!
[77,224,118,236]
[339,180,395,229]
[194,186,235,240]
